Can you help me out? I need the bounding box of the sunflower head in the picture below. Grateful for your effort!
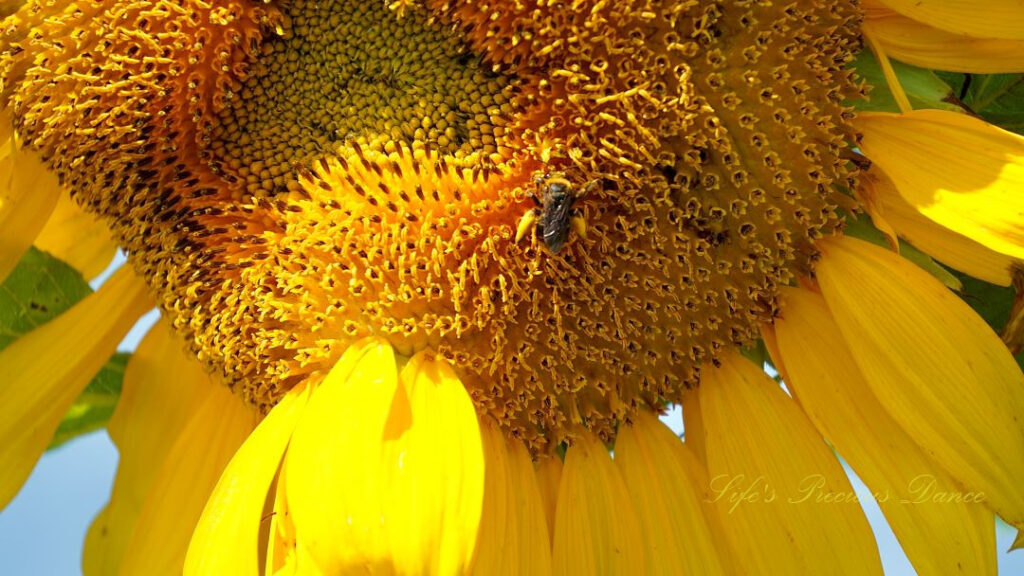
[1,0,865,450]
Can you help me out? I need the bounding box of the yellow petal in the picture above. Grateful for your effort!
[282,338,397,573]
[770,286,996,575]
[0,266,150,509]
[503,435,553,575]
[119,383,257,575]
[875,0,1024,41]
[34,193,117,280]
[699,349,883,574]
[680,389,706,465]
[552,429,645,576]
[0,140,61,284]
[283,339,401,573]
[470,418,552,576]
[265,459,296,576]
[856,110,1024,261]
[534,454,562,549]
[816,235,1024,528]
[289,542,327,576]
[863,5,1024,73]
[469,421,512,575]
[184,382,311,576]
[862,167,1015,286]
[614,410,725,576]
[1012,526,1024,551]
[84,321,214,576]
[672,442,744,575]
[386,352,486,575]
[286,340,485,574]
[857,191,900,253]
[1006,283,1024,355]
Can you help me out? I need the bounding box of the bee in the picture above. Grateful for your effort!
[515,172,595,253]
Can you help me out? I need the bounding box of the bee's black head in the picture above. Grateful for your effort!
[544,176,572,197]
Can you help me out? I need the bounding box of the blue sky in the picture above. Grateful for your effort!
[0,433,117,575]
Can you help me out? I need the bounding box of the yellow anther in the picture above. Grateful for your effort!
[515,209,540,244]
[570,213,587,241]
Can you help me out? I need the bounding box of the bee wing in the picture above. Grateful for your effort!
[542,195,574,250]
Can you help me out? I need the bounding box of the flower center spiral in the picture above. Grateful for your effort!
[208,0,516,196]
[0,0,864,451]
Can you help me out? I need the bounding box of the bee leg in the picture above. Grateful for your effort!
[516,208,541,243]
[570,208,587,240]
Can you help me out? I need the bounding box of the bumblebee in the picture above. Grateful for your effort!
[515,172,593,253]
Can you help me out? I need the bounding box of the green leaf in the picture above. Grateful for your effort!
[49,353,129,449]
[960,73,1024,135]
[954,272,1024,371]
[0,246,92,351]
[0,247,130,449]
[740,339,769,370]
[934,71,967,98]
[850,51,961,113]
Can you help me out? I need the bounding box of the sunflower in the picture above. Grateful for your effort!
[1,0,1023,573]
